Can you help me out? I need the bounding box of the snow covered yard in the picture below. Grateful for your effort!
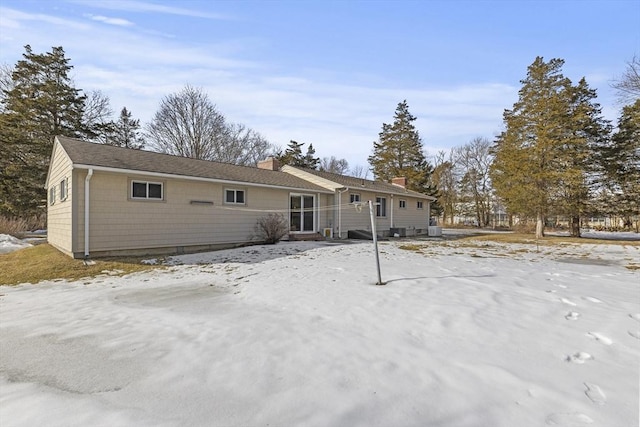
[1,238,638,427]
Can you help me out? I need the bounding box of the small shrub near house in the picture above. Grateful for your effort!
[254,214,288,244]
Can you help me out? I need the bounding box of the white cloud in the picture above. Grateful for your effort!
[86,14,134,27]
[68,0,231,20]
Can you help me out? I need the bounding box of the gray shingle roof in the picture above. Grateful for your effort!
[293,167,436,200]
[56,136,331,193]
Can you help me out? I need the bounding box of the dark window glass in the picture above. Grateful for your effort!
[148,183,162,199]
[376,197,386,217]
[226,190,235,203]
[236,190,245,204]
[133,182,147,198]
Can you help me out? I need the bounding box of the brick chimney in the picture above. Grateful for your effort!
[258,157,280,171]
[392,177,407,188]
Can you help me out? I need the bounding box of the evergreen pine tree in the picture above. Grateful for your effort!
[303,143,319,169]
[368,100,439,203]
[278,140,304,167]
[278,140,319,169]
[554,78,611,236]
[602,100,640,229]
[0,45,86,216]
[110,107,145,149]
[492,58,575,237]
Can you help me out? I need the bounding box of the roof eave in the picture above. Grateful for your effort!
[71,164,334,194]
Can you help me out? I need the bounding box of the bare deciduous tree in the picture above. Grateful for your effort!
[146,85,273,165]
[612,55,640,105]
[82,90,113,142]
[146,85,227,160]
[319,156,350,175]
[219,123,275,166]
[349,164,370,179]
[432,150,457,225]
[454,137,494,227]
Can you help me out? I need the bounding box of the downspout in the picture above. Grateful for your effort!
[317,192,320,232]
[337,187,349,239]
[84,169,93,258]
[390,194,394,228]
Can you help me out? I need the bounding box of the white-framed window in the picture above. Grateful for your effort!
[399,199,406,209]
[60,178,68,201]
[225,189,246,204]
[417,201,424,209]
[350,193,361,203]
[49,186,56,205]
[131,180,163,200]
[375,196,387,217]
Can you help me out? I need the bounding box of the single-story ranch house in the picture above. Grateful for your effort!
[46,136,436,258]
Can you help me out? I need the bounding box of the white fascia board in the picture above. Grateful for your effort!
[281,166,343,191]
[72,164,334,194]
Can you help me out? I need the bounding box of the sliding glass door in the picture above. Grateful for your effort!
[290,194,315,232]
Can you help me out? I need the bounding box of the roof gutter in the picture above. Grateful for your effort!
[71,164,334,194]
[84,168,93,259]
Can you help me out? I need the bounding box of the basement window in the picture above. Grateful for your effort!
[131,180,163,200]
[225,189,245,205]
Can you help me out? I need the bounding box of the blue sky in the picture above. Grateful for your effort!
[1,0,638,169]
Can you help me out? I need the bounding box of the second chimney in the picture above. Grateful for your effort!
[258,157,280,171]
[392,177,407,188]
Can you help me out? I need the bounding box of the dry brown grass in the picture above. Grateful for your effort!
[0,244,160,286]
[0,215,46,238]
[458,233,640,247]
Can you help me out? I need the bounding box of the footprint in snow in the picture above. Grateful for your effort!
[627,330,640,340]
[583,383,606,405]
[545,412,594,425]
[565,312,580,320]
[565,352,593,364]
[586,332,612,345]
[582,296,602,303]
[630,313,640,323]
[560,298,577,306]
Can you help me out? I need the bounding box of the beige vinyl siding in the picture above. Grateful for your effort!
[46,143,74,255]
[337,191,429,236]
[73,171,328,255]
[392,196,430,231]
[338,190,383,233]
[318,193,331,232]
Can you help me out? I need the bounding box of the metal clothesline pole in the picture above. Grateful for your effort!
[368,200,384,285]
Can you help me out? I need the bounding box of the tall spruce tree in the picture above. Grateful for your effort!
[303,143,319,169]
[278,140,319,169]
[554,78,611,236]
[601,100,640,229]
[490,57,608,238]
[368,100,439,203]
[109,107,145,149]
[0,45,86,216]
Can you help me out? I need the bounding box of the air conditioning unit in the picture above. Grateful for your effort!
[323,228,333,238]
